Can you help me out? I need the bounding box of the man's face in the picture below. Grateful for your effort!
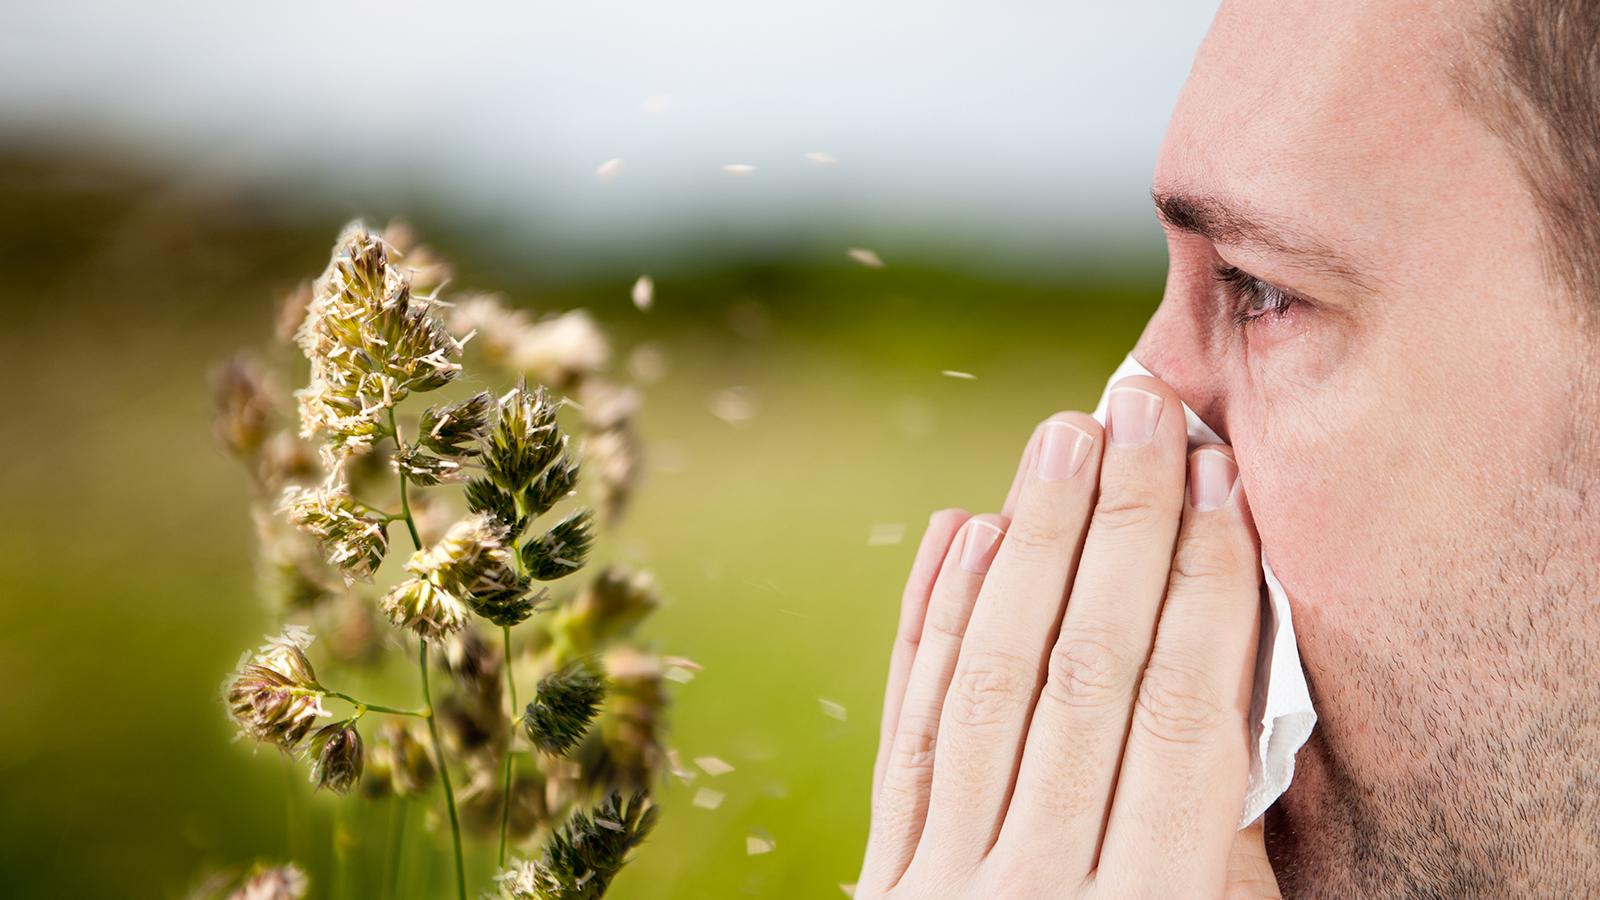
[1136,0,1598,893]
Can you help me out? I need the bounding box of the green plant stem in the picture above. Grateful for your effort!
[321,690,427,718]
[384,797,407,900]
[334,801,350,900]
[420,637,467,900]
[497,624,518,866]
[390,405,465,900]
[389,408,423,548]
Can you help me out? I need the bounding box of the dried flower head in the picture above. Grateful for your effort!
[395,391,494,487]
[507,311,610,390]
[308,721,364,794]
[381,576,468,642]
[227,863,309,900]
[445,296,609,391]
[521,509,595,582]
[383,513,528,638]
[211,356,276,461]
[226,627,327,751]
[484,384,563,493]
[280,483,389,581]
[419,391,492,458]
[554,568,661,655]
[492,791,657,900]
[465,453,579,539]
[523,659,606,757]
[294,223,466,463]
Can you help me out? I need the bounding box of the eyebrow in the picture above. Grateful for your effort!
[1151,190,1374,288]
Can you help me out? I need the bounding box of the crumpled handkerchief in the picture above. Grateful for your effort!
[1089,353,1317,829]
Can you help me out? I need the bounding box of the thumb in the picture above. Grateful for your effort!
[1223,817,1282,900]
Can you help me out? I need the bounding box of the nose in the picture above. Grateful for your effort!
[1131,291,1230,440]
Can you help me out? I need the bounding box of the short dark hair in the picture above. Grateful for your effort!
[1459,1,1600,307]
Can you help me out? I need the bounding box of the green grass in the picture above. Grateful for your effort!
[0,177,1161,897]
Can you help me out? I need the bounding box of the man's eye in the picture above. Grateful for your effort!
[1214,264,1301,326]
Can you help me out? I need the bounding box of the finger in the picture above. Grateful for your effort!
[1098,446,1261,897]
[860,514,1007,893]
[1001,421,1045,520]
[912,413,1101,870]
[874,508,970,800]
[992,376,1189,876]
[1224,817,1282,899]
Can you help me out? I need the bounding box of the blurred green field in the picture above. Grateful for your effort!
[0,155,1161,898]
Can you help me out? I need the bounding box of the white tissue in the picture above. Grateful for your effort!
[1089,354,1317,829]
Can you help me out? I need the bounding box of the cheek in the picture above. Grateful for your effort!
[1234,406,1387,614]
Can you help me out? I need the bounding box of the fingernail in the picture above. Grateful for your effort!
[959,521,1004,573]
[1190,449,1238,511]
[1037,421,1093,481]
[1108,387,1164,447]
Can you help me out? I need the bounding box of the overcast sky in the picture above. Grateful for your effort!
[1,1,1222,271]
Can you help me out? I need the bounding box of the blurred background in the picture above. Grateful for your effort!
[0,2,1219,896]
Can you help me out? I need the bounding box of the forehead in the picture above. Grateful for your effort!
[1156,0,1512,270]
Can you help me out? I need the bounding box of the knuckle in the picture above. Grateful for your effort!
[893,631,921,658]
[922,600,971,643]
[1043,632,1136,710]
[1133,654,1226,749]
[875,723,938,820]
[999,515,1067,556]
[888,714,940,774]
[1091,483,1175,535]
[975,863,1052,900]
[946,649,1035,728]
[1169,527,1252,588]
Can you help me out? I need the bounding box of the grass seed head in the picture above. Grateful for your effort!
[523,659,607,757]
[521,509,596,582]
[293,223,465,464]
[308,721,364,795]
[226,628,327,751]
[493,791,657,900]
[280,483,390,582]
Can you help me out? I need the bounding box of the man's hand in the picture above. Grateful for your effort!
[858,376,1281,899]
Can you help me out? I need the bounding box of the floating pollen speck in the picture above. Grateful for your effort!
[867,523,906,546]
[847,248,884,268]
[628,343,668,383]
[818,698,848,721]
[721,163,757,176]
[941,369,977,380]
[692,787,726,810]
[709,387,757,426]
[631,276,654,311]
[805,151,838,166]
[596,158,623,182]
[746,833,776,856]
[695,755,736,776]
[667,748,698,783]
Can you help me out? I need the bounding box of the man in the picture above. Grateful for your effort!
[857,0,1598,895]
